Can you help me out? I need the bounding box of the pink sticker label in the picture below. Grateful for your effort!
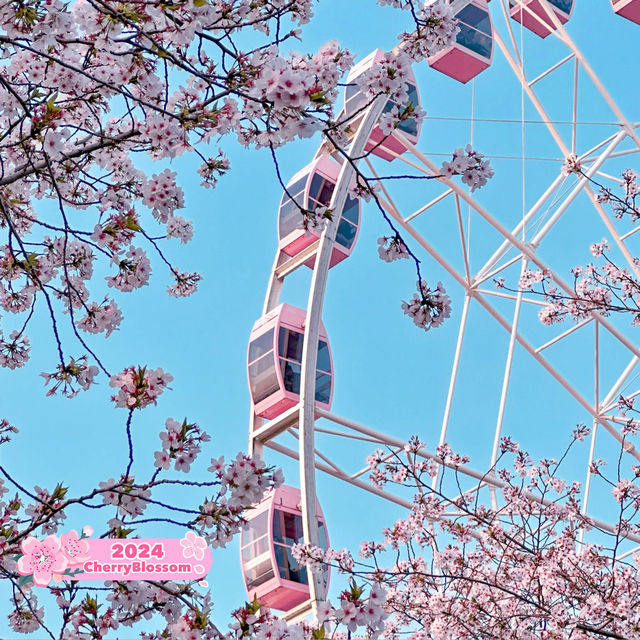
[16,530,212,586]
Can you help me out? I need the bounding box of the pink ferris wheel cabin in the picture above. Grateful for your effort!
[343,49,421,162]
[247,303,333,420]
[239,485,330,611]
[509,0,574,38]
[612,0,640,23]
[428,0,493,84]
[278,156,361,269]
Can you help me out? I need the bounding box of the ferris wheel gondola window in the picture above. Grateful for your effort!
[277,156,362,268]
[278,327,332,404]
[278,176,308,239]
[342,48,423,161]
[240,510,274,590]
[428,0,493,83]
[247,304,334,419]
[239,486,330,611]
[456,4,493,57]
[508,0,574,38]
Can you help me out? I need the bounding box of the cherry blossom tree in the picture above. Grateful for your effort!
[290,425,640,640]
[0,0,474,385]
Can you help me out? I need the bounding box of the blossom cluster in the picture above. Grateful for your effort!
[0,331,30,370]
[517,253,640,326]
[397,0,460,61]
[440,145,495,191]
[154,418,211,473]
[99,476,152,518]
[355,50,415,105]
[597,168,640,221]
[401,279,452,330]
[377,235,410,262]
[229,581,388,640]
[41,357,99,398]
[109,366,173,409]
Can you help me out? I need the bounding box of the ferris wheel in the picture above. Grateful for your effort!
[239,0,640,622]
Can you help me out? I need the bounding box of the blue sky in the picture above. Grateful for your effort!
[2,0,640,635]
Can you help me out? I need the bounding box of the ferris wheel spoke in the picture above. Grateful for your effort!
[494,32,571,157]
[491,260,527,467]
[605,388,640,414]
[395,129,640,363]
[286,426,353,478]
[603,415,640,427]
[432,295,472,493]
[579,419,600,543]
[474,172,568,283]
[476,288,546,307]
[584,147,640,164]
[528,53,575,88]
[580,131,627,162]
[497,0,524,67]
[474,255,524,289]
[616,544,640,562]
[404,189,454,223]
[470,287,640,459]
[600,356,640,412]
[453,194,472,283]
[527,130,627,246]
[313,424,393,446]
[572,57,579,153]
[533,318,594,354]
[595,171,626,184]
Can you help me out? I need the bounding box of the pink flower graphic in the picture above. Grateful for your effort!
[179,531,208,561]
[59,530,91,566]
[17,535,68,587]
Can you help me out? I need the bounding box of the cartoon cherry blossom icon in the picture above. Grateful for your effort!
[59,530,91,566]
[179,531,208,561]
[17,535,68,587]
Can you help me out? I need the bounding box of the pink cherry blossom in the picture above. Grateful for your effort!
[59,530,91,566]
[440,145,494,191]
[401,279,452,330]
[378,235,410,262]
[17,535,68,586]
[109,366,173,409]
